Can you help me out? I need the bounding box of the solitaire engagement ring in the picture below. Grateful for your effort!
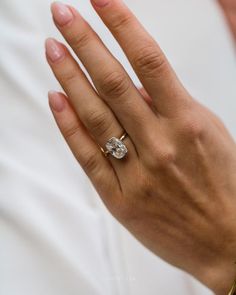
[101,132,128,159]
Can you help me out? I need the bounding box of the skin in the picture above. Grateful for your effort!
[45,1,236,294]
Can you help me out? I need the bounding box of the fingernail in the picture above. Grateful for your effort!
[48,91,66,112]
[51,2,73,26]
[92,0,110,8]
[45,38,65,62]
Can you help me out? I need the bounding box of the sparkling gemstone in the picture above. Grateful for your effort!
[105,137,128,159]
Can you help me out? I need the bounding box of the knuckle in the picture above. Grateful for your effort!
[110,13,134,32]
[99,71,130,99]
[181,115,205,140]
[69,30,92,50]
[63,122,80,141]
[148,145,176,170]
[132,44,167,77]
[82,151,99,174]
[86,110,113,138]
[157,149,176,168]
[60,69,78,85]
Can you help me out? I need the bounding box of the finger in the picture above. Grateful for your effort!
[91,0,191,115]
[45,38,137,161]
[48,90,121,204]
[50,2,157,143]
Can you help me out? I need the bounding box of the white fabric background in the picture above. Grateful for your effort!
[0,0,235,294]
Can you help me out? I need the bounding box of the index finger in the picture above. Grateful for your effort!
[91,0,190,115]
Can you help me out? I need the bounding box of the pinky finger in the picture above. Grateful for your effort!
[48,91,120,201]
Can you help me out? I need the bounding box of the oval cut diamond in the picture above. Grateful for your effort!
[105,137,128,159]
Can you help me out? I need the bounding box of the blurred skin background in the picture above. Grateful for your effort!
[0,0,235,295]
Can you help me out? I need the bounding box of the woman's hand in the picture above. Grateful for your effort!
[46,1,236,293]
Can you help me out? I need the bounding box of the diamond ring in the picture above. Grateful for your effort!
[101,132,128,159]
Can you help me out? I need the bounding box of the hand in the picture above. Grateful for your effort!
[46,1,236,294]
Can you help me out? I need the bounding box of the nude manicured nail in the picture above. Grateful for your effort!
[45,38,65,62]
[92,0,110,8]
[48,91,66,112]
[51,2,73,26]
